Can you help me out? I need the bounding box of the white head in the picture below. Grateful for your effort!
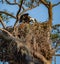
[30,18,36,23]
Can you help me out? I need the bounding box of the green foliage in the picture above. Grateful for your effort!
[52,24,60,39]
[51,33,59,39]
[51,25,60,48]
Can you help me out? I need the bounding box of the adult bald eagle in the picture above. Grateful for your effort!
[19,13,36,23]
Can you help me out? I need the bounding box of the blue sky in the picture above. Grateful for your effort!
[0,0,60,64]
[0,0,60,26]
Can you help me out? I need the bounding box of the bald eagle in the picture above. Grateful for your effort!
[19,13,36,23]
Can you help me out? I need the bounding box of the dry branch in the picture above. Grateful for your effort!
[0,11,16,19]
[5,0,20,6]
[55,54,60,56]
[14,0,23,27]
[0,28,21,42]
[40,0,49,8]
[52,2,60,7]
[0,17,6,28]
[0,28,13,37]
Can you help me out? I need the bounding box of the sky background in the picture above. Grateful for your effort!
[0,0,60,64]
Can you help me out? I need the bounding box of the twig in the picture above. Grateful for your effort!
[55,54,60,56]
[0,28,22,43]
[0,17,6,28]
[5,0,20,6]
[52,2,60,7]
[0,28,13,37]
[0,11,16,19]
[14,0,23,27]
[52,24,60,29]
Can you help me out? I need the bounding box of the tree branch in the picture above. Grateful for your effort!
[5,0,20,6]
[33,50,48,63]
[0,28,22,46]
[0,28,14,37]
[40,0,49,8]
[0,27,26,44]
[0,11,16,19]
[48,2,52,26]
[0,17,6,28]
[14,0,23,27]
[52,24,60,29]
[55,54,60,56]
[52,2,60,7]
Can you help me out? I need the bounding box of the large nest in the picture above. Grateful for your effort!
[0,22,54,64]
[15,22,53,60]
